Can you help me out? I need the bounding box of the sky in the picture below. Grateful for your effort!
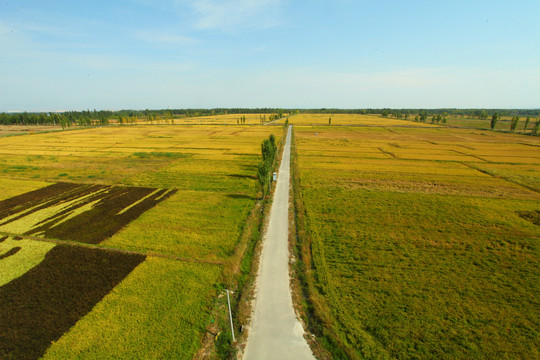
[1,0,539,111]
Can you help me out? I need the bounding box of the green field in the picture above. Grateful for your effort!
[292,118,540,359]
[0,124,282,359]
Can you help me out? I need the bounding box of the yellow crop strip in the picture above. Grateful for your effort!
[0,179,51,201]
[0,237,56,286]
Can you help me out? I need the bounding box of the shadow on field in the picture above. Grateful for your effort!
[0,182,177,244]
[0,245,145,360]
[227,174,257,180]
[226,194,256,200]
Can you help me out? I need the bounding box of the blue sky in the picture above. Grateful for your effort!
[1,0,539,111]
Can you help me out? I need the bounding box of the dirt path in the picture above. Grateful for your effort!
[243,126,314,360]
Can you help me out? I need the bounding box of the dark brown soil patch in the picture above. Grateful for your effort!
[0,236,7,243]
[0,182,177,244]
[0,244,145,360]
[0,246,20,260]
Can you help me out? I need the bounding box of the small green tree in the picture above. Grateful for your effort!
[257,161,270,194]
[490,112,499,130]
[510,116,519,132]
[524,116,530,131]
[328,117,332,125]
[533,120,540,135]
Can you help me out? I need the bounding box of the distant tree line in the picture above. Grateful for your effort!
[0,110,116,127]
[2,108,539,133]
[0,108,295,127]
[302,108,540,117]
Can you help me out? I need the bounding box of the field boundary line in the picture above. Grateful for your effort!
[519,142,540,148]
[378,147,397,158]
[450,149,489,162]
[460,162,540,193]
[0,231,225,265]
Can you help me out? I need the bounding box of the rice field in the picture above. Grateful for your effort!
[439,116,538,134]
[0,123,282,359]
[293,121,540,359]
[277,113,439,127]
[170,113,280,125]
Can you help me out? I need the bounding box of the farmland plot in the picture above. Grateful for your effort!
[0,182,176,243]
[293,123,539,359]
[278,113,438,127]
[171,113,279,125]
[0,241,145,360]
[0,124,281,359]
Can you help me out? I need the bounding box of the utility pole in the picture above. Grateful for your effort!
[226,289,235,343]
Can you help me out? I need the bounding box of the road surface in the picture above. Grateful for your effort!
[243,126,314,360]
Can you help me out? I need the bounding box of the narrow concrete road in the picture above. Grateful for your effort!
[244,126,314,360]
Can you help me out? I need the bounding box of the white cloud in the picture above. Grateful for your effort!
[191,0,283,30]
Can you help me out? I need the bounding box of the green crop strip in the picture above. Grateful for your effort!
[293,121,539,359]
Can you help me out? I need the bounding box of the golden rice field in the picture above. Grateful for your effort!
[441,116,538,134]
[0,123,282,359]
[277,113,439,127]
[166,114,271,125]
[293,121,539,359]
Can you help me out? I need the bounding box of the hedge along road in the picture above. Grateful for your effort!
[244,125,314,360]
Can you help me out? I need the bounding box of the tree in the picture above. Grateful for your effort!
[328,117,332,125]
[490,112,499,130]
[257,161,270,194]
[477,110,488,120]
[533,120,540,135]
[258,135,278,196]
[510,116,519,132]
[524,116,530,131]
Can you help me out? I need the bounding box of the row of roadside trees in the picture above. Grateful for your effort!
[257,135,277,196]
